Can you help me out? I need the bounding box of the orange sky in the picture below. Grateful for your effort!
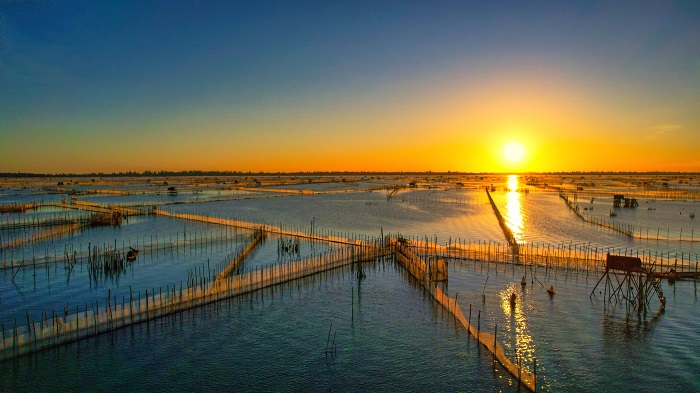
[2,3,699,174]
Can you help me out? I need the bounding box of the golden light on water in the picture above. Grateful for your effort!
[504,174,523,241]
[507,174,519,192]
[500,284,535,364]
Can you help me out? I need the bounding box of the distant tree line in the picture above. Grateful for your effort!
[0,170,697,178]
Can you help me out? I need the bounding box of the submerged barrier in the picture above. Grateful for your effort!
[44,201,145,217]
[0,246,379,361]
[552,187,700,202]
[216,229,264,280]
[560,193,698,242]
[393,241,536,391]
[393,233,699,278]
[485,189,519,253]
[0,225,249,270]
[0,223,81,250]
[153,209,371,247]
[155,210,700,277]
[0,203,39,214]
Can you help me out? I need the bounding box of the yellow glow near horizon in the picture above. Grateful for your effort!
[503,141,526,164]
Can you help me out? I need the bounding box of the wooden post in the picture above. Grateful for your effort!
[477,310,480,342]
[534,358,537,392]
[493,324,497,366]
[26,311,31,345]
[468,304,472,331]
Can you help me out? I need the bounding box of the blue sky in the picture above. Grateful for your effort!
[1,1,699,173]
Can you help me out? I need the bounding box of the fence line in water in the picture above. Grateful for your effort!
[484,189,520,253]
[153,209,374,247]
[560,193,698,242]
[0,245,379,361]
[216,230,264,280]
[160,210,697,276]
[393,241,536,392]
[1,223,81,251]
[396,195,480,206]
[396,234,699,277]
[4,208,697,277]
[537,186,700,202]
[0,211,87,231]
[0,225,252,270]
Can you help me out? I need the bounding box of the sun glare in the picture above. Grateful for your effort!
[503,141,525,163]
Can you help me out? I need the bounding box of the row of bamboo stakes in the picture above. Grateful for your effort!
[482,190,698,275]
[0,210,88,231]
[1,224,250,271]
[159,210,699,274]
[2,203,541,390]
[3,228,539,390]
[392,241,536,392]
[412,237,699,276]
[548,186,700,202]
[0,245,379,361]
[485,188,519,252]
[560,193,697,242]
[2,203,697,279]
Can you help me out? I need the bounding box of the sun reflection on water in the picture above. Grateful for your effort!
[505,175,524,242]
[500,283,535,365]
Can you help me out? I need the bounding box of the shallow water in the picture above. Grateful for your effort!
[442,259,700,392]
[1,215,242,264]
[0,262,519,392]
[491,190,699,256]
[161,189,506,243]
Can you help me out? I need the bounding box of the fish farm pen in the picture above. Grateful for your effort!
[1,174,699,392]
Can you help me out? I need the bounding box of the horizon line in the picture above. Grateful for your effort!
[2,170,699,178]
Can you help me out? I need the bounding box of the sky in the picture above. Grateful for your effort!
[1,1,699,173]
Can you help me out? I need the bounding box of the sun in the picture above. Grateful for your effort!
[502,141,525,163]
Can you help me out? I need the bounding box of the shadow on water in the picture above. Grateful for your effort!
[602,307,664,341]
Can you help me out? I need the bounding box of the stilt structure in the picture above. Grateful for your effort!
[591,254,665,314]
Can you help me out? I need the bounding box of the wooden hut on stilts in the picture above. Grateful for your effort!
[590,254,665,314]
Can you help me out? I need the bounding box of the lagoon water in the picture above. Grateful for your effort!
[1,263,519,392]
[1,175,699,392]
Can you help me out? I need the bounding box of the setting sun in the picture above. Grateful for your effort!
[502,141,525,163]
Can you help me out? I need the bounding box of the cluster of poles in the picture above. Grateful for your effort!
[561,193,697,242]
[0,245,377,362]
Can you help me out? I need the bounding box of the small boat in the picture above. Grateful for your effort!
[510,292,517,307]
[127,247,139,261]
[547,286,555,295]
[521,276,526,286]
[610,210,617,217]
